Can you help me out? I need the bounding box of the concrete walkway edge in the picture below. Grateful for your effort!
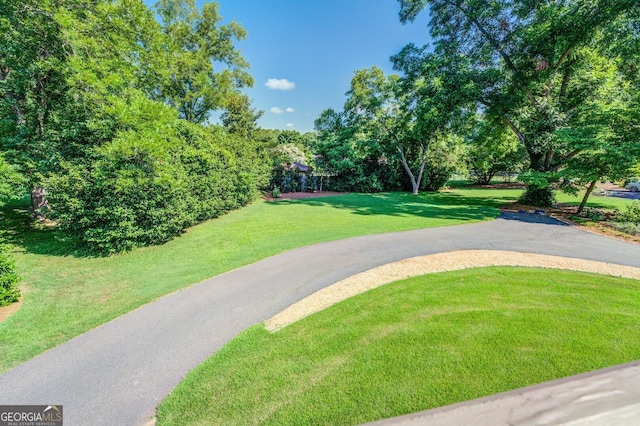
[368,360,640,425]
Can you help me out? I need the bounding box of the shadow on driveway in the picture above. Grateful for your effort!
[499,211,570,226]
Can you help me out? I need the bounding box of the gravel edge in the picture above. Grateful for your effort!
[265,250,640,331]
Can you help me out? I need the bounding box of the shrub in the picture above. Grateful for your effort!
[609,222,640,236]
[0,245,20,306]
[48,100,257,255]
[617,201,640,225]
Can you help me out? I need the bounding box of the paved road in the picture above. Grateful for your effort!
[1,213,640,425]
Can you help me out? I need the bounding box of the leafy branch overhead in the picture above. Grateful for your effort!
[397,0,640,205]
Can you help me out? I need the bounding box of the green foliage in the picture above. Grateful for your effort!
[397,0,640,204]
[421,135,465,192]
[312,132,397,193]
[0,153,25,203]
[0,244,19,306]
[617,201,640,226]
[220,93,263,139]
[0,0,69,185]
[518,171,558,206]
[48,96,255,254]
[610,222,640,236]
[465,119,528,185]
[211,126,271,194]
[153,0,253,124]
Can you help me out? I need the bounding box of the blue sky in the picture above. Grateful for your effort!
[146,1,432,133]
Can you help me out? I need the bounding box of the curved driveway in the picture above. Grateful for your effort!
[1,213,640,425]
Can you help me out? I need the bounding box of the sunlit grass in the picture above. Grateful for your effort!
[157,268,640,425]
[0,191,499,371]
[0,184,633,373]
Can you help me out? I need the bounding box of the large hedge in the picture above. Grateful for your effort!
[0,245,20,306]
[48,97,259,254]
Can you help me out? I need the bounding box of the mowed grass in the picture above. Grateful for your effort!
[0,191,505,372]
[447,179,635,212]
[156,268,640,426]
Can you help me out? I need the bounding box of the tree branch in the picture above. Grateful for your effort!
[444,0,540,109]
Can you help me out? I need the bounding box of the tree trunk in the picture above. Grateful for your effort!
[30,187,48,220]
[577,180,597,214]
[397,147,420,195]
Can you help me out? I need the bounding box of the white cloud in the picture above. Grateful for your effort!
[265,78,295,90]
[286,123,294,128]
[270,107,284,114]
[286,107,295,113]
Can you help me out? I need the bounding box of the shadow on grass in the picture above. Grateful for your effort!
[0,190,522,258]
[266,191,516,221]
[0,198,85,257]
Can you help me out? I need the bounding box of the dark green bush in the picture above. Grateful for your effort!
[617,201,640,225]
[48,100,257,255]
[0,245,20,306]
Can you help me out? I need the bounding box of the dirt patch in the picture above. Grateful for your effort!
[0,298,21,323]
[265,250,640,332]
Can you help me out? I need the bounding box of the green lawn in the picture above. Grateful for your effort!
[0,186,634,373]
[156,268,640,426]
[0,191,501,372]
[447,179,634,211]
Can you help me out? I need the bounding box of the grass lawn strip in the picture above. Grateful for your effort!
[265,250,640,331]
[156,268,640,426]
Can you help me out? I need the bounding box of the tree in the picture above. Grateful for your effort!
[220,93,263,139]
[466,117,528,184]
[1,0,264,253]
[0,0,68,216]
[344,67,430,194]
[153,0,253,124]
[398,0,640,206]
[559,98,640,213]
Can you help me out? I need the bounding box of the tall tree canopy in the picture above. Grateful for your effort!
[0,0,266,253]
[398,0,640,205]
[153,0,253,124]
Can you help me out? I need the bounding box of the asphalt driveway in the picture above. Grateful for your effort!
[1,213,640,425]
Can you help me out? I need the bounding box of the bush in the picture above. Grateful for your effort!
[610,222,640,236]
[617,201,640,225]
[0,245,20,306]
[48,100,257,254]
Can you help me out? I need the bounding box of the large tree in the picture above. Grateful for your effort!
[0,0,69,215]
[153,0,253,124]
[344,67,433,194]
[220,93,263,139]
[398,0,640,205]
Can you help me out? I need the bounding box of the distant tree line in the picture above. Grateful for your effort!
[311,0,640,207]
